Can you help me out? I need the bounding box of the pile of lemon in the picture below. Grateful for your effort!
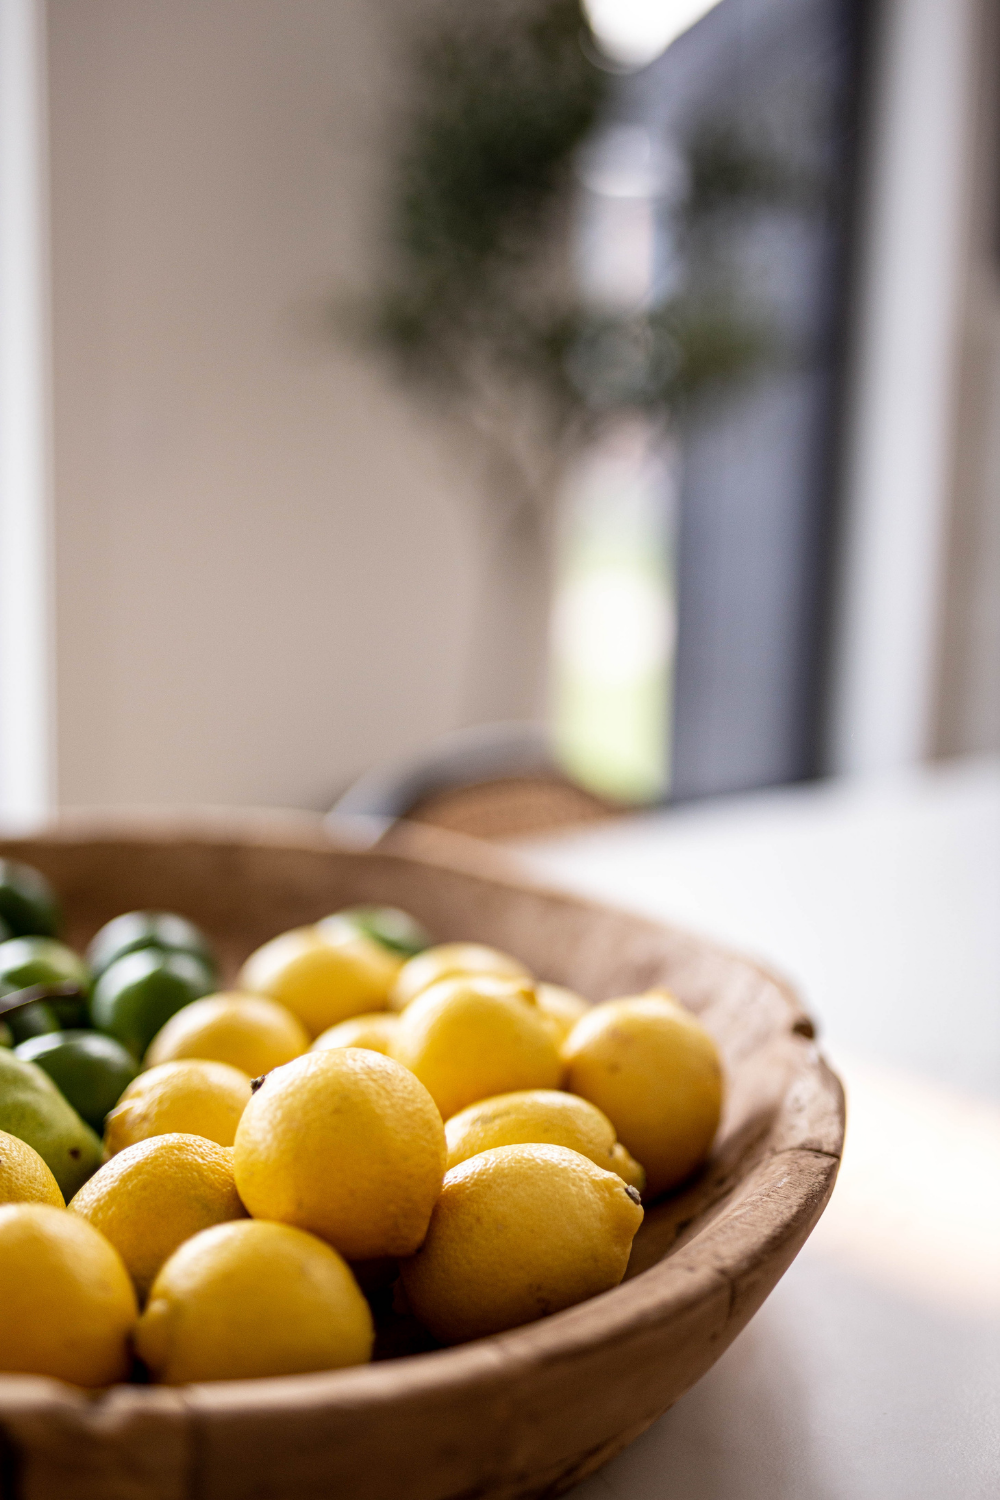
[0,898,723,1389]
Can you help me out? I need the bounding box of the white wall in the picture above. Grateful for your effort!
[47,0,494,811]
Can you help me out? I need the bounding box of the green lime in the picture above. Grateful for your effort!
[86,910,217,983]
[0,859,61,938]
[0,1019,13,1047]
[90,948,214,1058]
[0,935,89,992]
[325,905,432,958]
[15,1030,139,1134]
[4,1001,60,1045]
[0,936,91,1028]
[8,992,89,1030]
[0,1046,103,1198]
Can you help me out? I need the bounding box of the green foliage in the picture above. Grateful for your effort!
[396,0,603,278]
[354,0,796,461]
[368,0,605,412]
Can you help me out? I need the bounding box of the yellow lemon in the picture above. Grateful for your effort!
[400,1144,643,1344]
[562,992,723,1197]
[389,942,530,1012]
[145,991,309,1076]
[103,1059,252,1154]
[445,1089,645,1191]
[136,1219,373,1384]
[390,975,561,1120]
[534,982,589,1044]
[0,1203,137,1385]
[0,1128,65,1206]
[238,925,400,1035]
[69,1133,247,1300]
[233,1048,445,1261]
[311,1012,399,1055]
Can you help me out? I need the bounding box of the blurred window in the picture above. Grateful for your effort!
[554,0,870,803]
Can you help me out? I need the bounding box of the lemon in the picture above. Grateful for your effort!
[145,991,310,1075]
[311,1012,399,1055]
[0,1128,65,1206]
[69,1133,247,1300]
[445,1089,645,1191]
[103,1059,252,1155]
[233,1048,445,1261]
[400,1144,643,1344]
[389,942,530,1013]
[238,925,400,1036]
[562,992,723,1196]
[136,1219,373,1383]
[390,975,561,1120]
[534,982,589,1044]
[0,1203,137,1385]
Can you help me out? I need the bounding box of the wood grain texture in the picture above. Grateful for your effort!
[0,812,844,1500]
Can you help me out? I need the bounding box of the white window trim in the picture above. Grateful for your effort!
[828,0,980,775]
[0,0,54,821]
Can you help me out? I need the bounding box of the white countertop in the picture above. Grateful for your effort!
[511,757,1000,1500]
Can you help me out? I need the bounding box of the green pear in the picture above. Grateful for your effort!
[0,1046,104,1198]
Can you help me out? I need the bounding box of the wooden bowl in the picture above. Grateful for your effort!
[0,812,844,1500]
